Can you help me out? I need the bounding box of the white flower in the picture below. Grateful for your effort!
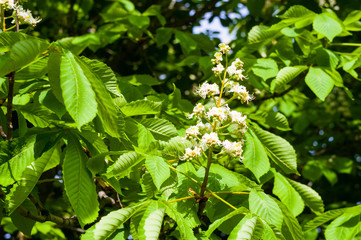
[1,0,16,9]
[180,146,202,161]
[222,140,244,158]
[212,63,225,76]
[218,43,231,54]
[196,82,220,99]
[227,59,245,81]
[186,125,200,138]
[201,132,221,147]
[187,103,205,119]
[15,6,41,26]
[228,83,254,103]
[206,106,230,122]
[197,121,212,132]
[229,111,247,126]
[211,51,223,64]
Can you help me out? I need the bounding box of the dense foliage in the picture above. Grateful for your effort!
[0,0,361,239]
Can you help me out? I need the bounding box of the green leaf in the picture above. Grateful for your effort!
[325,211,361,240]
[158,136,191,155]
[252,58,278,81]
[0,39,49,76]
[229,216,264,240]
[60,49,97,128]
[82,202,149,240]
[156,28,173,47]
[249,190,283,229]
[120,100,161,117]
[6,146,57,214]
[251,125,298,174]
[145,155,170,189]
[0,135,36,186]
[138,123,155,149]
[175,31,197,55]
[63,133,99,228]
[119,74,160,86]
[17,103,55,128]
[106,152,145,179]
[15,56,48,80]
[305,67,334,101]
[303,208,349,231]
[10,199,37,236]
[139,118,178,141]
[76,56,119,137]
[129,15,150,29]
[162,200,197,240]
[313,13,343,41]
[143,5,166,26]
[273,172,304,217]
[138,201,165,240]
[270,66,308,93]
[243,130,270,181]
[205,207,249,237]
[287,179,324,214]
[316,48,339,68]
[0,32,27,48]
[276,201,304,240]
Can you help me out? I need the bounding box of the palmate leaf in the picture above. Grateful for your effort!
[205,207,249,237]
[287,179,324,214]
[251,125,298,174]
[243,130,270,181]
[106,151,145,179]
[229,216,264,240]
[138,201,165,240]
[145,155,170,189]
[82,202,150,240]
[120,99,162,117]
[59,49,98,128]
[249,190,283,229]
[76,56,119,137]
[0,135,36,186]
[273,172,304,217]
[6,146,57,214]
[305,67,334,101]
[139,118,178,141]
[63,133,99,228]
[270,66,308,93]
[0,38,49,77]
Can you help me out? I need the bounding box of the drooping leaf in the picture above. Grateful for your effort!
[251,125,298,174]
[63,133,99,227]
[106,152,145,179]
[138,201,165,240]
[82,202,150,240]
[313,13,343,41]
[243,130,270,181]
[0,135,36,186]
[287,179,324,214]
[59,49,98,128]
[249,190,283,229]
[145,155,170,189]
[270,66,308,93]
[139,118,178,141]
[273,172,304,217]
[120,100,161,117]
[6,146,57,214]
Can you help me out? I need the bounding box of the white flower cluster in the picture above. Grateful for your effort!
[180,43,252,162]
[1,0,41,26]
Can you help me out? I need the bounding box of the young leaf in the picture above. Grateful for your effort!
[145,155,170,189]
[63,133,99,228]
[249,190,283,229]
[250,125,298,174]
[0,135,36,186]
[287,179,324,214]
[6,146,57,214]
[243,130,270,181]
[273,172,304,217]
[305,67,334,101]
[270,66,308,93]
[60,49,97,128]
[137,201,165,240]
